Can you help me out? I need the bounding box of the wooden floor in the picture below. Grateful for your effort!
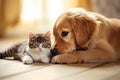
[0,38,120,80]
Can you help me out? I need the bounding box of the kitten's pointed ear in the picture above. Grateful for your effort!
[29,32,35,38]
[45,31,51,41]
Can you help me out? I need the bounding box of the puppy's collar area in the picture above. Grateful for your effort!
[76,47,88,51]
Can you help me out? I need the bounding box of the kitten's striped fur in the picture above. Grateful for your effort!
[0,42,26,59]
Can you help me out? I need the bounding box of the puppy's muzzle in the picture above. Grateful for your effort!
[50,48,58,57]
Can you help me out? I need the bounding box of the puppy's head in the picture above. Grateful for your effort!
[51,8,100,55]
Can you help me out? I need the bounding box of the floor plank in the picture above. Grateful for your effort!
[61,62,120,80]
[0,60,51,80]
[0,60,102,80]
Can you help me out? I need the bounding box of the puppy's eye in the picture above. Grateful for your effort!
[61,31,69,37]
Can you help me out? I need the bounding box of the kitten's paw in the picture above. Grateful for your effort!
[41,57,50,63]
[22,55,33,64]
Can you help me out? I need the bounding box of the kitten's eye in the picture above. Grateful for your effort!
[42,44,46,48]
[61,31,69,37]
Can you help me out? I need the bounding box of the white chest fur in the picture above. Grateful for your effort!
[26,46,50,63]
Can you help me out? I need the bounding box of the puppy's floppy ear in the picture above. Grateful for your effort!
[71,15,97,47]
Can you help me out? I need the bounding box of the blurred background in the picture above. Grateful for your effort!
[0,0,120,38]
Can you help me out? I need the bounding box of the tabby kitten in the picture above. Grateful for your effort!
[0,31,51,64]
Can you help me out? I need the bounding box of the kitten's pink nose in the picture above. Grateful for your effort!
[39,45,42,51]
[38,47,42,51]
[39,44,42,51]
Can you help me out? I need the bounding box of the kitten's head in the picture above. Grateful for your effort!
[28,31,51,53]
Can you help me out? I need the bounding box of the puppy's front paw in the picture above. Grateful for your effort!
[51,54,78,64]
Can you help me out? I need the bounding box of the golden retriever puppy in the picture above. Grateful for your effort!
[50,8,120,63]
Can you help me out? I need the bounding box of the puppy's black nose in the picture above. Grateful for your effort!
[50,48,58,56]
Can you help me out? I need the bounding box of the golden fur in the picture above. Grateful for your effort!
[51,8,120,63]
